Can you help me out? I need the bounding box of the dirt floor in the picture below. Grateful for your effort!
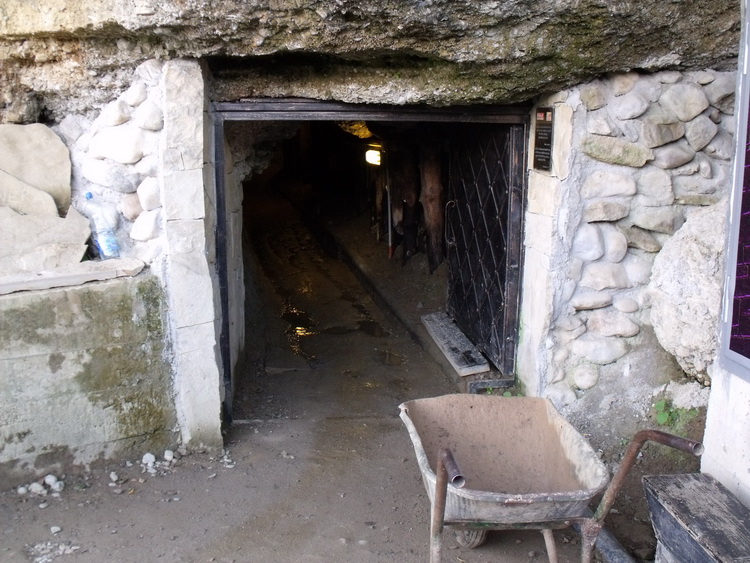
[1,188,593,562]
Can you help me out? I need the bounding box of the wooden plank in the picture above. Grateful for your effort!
[421,311,489,376]
[643,473,750,562]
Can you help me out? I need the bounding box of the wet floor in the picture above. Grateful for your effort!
[217,186,584,562]
[0,186,584,563]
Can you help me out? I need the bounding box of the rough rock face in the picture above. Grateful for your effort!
[648,202,727,384]
[0,0,740,122]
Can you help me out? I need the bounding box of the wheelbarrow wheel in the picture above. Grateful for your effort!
[455,529,488,548]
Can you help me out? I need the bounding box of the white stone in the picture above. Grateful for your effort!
[635,168,674,207]
[659,83,710,122]
[648,202,727,380]
[142,452,156,465]
[571,334,628,365]
[704,129,734,161]
[134,99,164,131]
[135,155,159,177]
[97,99,132,127]
[622,251,655,286]
[163,61,205,171]
[583,199,630,222]
[622,225,662,252]
[652,141,695,169]
[135,60,164,87]
[610,72,639,96]
[656,71,682,84]
[122,81,148,107]
[572,364,600,390]
[600,223,628,263]
[570,291,613,310]
[587,112,619,136]
[50,526,62,535]
[17,486,28,495]
[130,208,161,241]
[685,115,718,151]
[611,90,650,120]
[28,482,45,495]
[81,156,140,193]
[582,170,637,199]
[587,309,640,337]
[0,123,72,213]
[89,124,145,164]
[56,114,90,145]
[545,383,578,408]
[120,192,143,221]
[50,480,64,492]
[613,297,639,313]
[630,206,684,234]
[579,262,630,290]
[137,177,161,211]
[572,223,603,261]
[164,449,175,461]
[580,83,607,110]
[44,474,58,486]
[109,471,119,482]
[638,120,685,148]
[703,72,736,114]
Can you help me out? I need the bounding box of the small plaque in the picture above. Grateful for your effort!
[533,107,554,171]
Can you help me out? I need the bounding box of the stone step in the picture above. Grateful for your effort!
[421,311,489,377]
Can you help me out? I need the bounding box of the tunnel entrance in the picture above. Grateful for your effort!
[212,100,529,417]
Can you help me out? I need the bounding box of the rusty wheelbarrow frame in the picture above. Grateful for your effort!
[399,395,703,563]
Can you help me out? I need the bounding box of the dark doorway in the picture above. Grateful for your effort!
[213,101,529,416]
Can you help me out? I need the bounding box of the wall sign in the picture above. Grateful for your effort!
[533,107,554,171]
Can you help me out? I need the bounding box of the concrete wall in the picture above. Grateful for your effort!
[0,275,177,484]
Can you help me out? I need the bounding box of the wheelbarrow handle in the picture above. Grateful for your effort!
[579,430,704,563]
[430,449,465,563]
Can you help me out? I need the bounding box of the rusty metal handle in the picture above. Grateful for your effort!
[430,449,465,563]
[580,430,704,563]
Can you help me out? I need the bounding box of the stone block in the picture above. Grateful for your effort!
[703,72,736,114]
[571,334,628,365]
[704,129,734,161]
[622,225,662,252]
[600,223,629,262]
[611,90,650,120]
[97,99,132,127]
[526,171,559,216]
[163,168,205,220]
[137,176,161,211]
[175,322,217,356]
[572,223,604,261]
[552,104,573,179]
[570,291,613,310]
[130,208,161,241]
[587,309,640,337]
[134,99,164,131]
[122,81,148,107]
[167,250,216,328]
[571,364,600,390]
[580,83,607,111]
[120,192,143,221]
[163,60,206,171]
[639,121,685,148]
[631,206,684,234]
[523,211,554,255]
[173,345,223,446]
[165,219,207,255]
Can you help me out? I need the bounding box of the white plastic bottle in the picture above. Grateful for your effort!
[84,192,120,259]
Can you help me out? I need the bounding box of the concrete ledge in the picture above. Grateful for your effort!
[0,257,145,295]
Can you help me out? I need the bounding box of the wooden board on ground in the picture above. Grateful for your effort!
[421,311,489,376]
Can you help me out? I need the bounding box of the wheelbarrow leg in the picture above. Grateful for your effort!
[541,528,559,563]
[430,449,465,563]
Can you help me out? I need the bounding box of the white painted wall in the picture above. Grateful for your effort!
[702,0,750,506]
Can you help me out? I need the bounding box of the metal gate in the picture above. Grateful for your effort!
[445,124,526,375]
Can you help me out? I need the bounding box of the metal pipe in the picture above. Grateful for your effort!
[386,149,394,259]
[430,449,464,563]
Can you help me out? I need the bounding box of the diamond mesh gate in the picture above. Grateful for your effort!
[445,124,526,375]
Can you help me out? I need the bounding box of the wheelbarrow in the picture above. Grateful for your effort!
[399,394,703,563]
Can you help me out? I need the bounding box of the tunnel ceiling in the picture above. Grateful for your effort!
[0,0,741,121]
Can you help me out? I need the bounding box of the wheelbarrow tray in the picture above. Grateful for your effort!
[399,394,609,526]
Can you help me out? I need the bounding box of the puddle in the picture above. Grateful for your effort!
[357,320,388,337]
[374,348,405,366]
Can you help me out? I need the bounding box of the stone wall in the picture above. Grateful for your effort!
[0,275,176,484]
[519,70,734,444]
